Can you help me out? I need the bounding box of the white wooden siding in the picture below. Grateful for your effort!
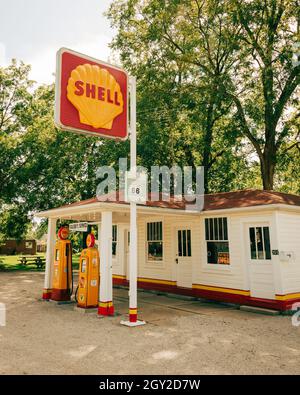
[276,212,300,294]
[111,209,298,297]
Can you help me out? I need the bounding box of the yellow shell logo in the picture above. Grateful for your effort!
[67,64,124,129]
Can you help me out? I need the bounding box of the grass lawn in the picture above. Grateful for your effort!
[0,253,80,271]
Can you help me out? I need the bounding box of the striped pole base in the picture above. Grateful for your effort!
[120,308,146,327]
[129,308,137,323]
[107,301,115,316]
[98,301,114,316]
[42,289,52,300]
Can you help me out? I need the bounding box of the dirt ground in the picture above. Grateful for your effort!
[1,272,300,375]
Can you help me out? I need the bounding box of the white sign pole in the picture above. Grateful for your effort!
[121,76,145,327]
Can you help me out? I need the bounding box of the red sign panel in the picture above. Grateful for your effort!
[55,48,128,140]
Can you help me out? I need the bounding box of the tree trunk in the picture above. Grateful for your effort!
[202,100,215,194]
[260,148,276,190]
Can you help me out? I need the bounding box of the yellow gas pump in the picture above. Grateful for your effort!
[76,233,100,308]
[51,226,73,301]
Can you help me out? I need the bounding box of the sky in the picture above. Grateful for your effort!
[0,0,114,85]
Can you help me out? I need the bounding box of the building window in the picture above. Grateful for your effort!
[147,221,163,261]
[205,218,230,265]
[25,242,33,249]
[112,225,117,256]
[178,229,192,257]
[249,226,271,260]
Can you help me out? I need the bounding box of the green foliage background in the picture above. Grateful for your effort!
[0,0,299,240]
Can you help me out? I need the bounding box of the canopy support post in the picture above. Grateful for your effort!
[42,218,57,300]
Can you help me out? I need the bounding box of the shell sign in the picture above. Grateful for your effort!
[55,48,128,140]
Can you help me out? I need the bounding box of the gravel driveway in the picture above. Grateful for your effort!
[0,271,299,375]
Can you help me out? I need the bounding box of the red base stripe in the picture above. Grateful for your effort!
[98,301,114,316]
[98,306,109,316]
[42,291,52,300]
[129,313,137,323]
[51,288,71,301]
[107,305,115,316]
[112,276,300,311]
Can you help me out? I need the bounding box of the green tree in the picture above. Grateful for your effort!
[0,63,130,239]
[0,60,34,203]
[225,0,300,190]
[107,0,300,191]
[108,0,246,193]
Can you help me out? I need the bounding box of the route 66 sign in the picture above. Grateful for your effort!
[125,171,148,204]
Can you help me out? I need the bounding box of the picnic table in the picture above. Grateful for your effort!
[18,256,46,269]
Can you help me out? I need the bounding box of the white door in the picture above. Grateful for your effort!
[246,224,275,299]
[175,228,193,288]
[124,229,130,280]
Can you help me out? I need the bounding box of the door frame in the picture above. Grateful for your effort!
[172,224,193,288]
[243,219,276,299]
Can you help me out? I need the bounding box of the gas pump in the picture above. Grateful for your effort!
[76,233,100,308]
[51,226,73,301]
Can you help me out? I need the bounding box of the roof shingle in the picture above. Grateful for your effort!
[55,189,300,212]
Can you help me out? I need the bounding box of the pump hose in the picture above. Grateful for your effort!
[75,284,79,303]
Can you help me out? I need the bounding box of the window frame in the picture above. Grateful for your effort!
[249,225,272,261]
[146,220,164,263]
[203,217,231,269]
[112,224,118,257]
[177,229,192,257]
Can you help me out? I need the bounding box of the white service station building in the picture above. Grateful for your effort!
[37,189,300,312]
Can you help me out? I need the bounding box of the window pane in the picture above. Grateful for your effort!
[214,218,219,240]
[147,222,163,241]
[148,242,163,261]
[178,231,182,257]
[187,230,192,256]
[256,227,264,259]
[263,227,271,260]
[112,225,117,242]
[207,241,230,264]
[223,218,228,240]
[249,227,256,259]
[205,219,209,241]
[218,218,223,240]
[209,219,214,240]
[182,230,187,256]
[112,241,117,256]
